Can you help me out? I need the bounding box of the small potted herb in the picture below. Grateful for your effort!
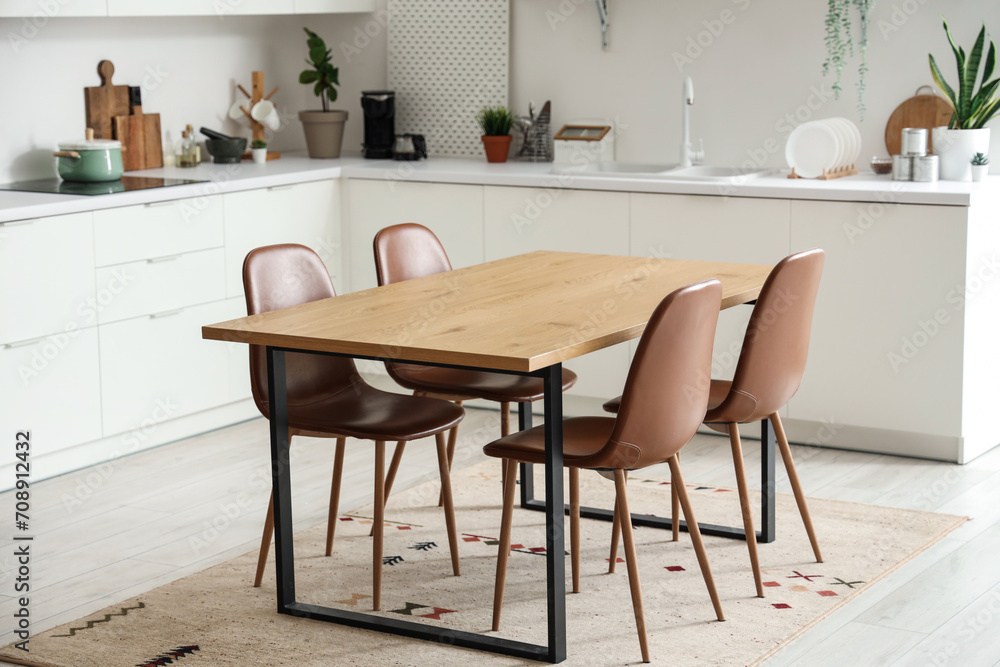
[971,152,989,181]
[298,27,348,159]
[477,105,514,163]
[251,139,268,164]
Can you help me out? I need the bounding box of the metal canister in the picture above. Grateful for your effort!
[892,154,913,181]
[901,128,928,156]
[913,154,940,182]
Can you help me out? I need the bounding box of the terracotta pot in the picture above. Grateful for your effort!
[299,110,349,159]
[481,135,512,163]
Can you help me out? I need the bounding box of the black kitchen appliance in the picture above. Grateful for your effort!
[361,90,395,159]
[0,176,207,196]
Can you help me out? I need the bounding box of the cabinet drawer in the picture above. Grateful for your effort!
[98,300,236,437]
[95,248,226,324]
[1,327,102,458]
[0,213,96,344]
[93,196,224,267]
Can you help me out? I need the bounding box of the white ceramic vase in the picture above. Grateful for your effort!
[971,164,989,182]
[932,127,991,181]
[252,147,267,164]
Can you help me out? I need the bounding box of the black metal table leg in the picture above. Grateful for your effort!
[518,402,534,507]
[541,365,567,663]
[518,417,778,544]
[265,347,295,607]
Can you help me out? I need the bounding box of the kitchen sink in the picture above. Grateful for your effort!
[550,162,772,183]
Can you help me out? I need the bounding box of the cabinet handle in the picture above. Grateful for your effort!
[144,200,176,208]
[267,184,295,191]
[4,336,45,349]
[147,254,182,264]
[2,219,37,227]
[149,309,183,319]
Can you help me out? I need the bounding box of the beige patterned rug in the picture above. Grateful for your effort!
[0,460,965,666]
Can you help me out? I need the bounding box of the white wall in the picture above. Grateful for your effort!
[510,0,1000,171]
[0,8,387,183]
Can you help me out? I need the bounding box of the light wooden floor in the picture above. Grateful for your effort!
[3,406,1000,666]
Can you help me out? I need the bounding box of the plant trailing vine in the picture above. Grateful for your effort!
[822,0,875,121]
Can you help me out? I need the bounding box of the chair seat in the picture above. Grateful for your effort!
[389,362,578,403]
[602,379,733,415]
[483,416,615,466]
[285,376,464,441]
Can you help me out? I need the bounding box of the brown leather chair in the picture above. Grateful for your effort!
[483,280,727,663]
[603,248,826,599]
[372,223,578,504]
[244,243,465,611]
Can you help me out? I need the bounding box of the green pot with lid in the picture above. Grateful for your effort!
[53,128,123,182]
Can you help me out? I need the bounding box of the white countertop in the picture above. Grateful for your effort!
[1,152,994,223]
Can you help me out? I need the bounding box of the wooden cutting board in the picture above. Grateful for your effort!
[885,87,954,154]
[84,60,131,140]
[113,104,163,170]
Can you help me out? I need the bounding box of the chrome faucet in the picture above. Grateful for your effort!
[680,76,704,168]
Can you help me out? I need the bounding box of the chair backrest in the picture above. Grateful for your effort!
[243,243,361,417]
[373,223,453,286]
[595,279,722,470]
[708,248,825,425]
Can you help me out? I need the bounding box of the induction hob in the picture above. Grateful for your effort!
[0,176,207,196]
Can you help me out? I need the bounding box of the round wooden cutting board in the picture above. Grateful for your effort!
[885,87,954,154]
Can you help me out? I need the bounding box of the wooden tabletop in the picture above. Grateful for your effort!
[202,251,773,373]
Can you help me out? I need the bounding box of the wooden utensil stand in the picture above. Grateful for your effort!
[236,71,281,160]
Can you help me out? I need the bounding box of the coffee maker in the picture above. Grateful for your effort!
[361,90,395,159]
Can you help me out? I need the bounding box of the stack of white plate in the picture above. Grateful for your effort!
[785,117,861,178]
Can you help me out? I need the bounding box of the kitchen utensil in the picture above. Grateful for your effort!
[870,156,893,174]
[200,127,238,141]
[205,138,247,164]
[885,86,954,155]
[892,154,913,181]
[53,128,123,182]
[251,99,280,130]
[901,128,928,156]
[913,155,940,182]
[84,60,131,140]
[786,121,840,178]
[112,86,163,171]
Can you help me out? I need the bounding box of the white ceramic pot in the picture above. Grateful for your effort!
[932,127,991,181]
[252,147,267,164]
[971,164,989,182]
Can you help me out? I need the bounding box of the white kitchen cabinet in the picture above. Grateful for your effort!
[92,196,224,267]
[224,180,341,298]
[95,248,226,325]
[346,179,484,293]
[0,213,96,344]
[630,193,791,382]
[106,0,293,16]
[483,185,631,399]
[1,327,102,459]
[98,300,238,437]
[216,296,253,405]
[0,0,106,17]
[294,0,376,12]
[788,200,968,456]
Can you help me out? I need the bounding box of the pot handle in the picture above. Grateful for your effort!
[53,151,81,158]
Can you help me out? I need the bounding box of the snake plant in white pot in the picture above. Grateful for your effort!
[929,19,1000,180]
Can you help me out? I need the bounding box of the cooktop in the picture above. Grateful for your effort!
[0,176,208,196]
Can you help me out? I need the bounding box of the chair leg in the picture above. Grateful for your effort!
[438,400,463,507]
[771,413,823,563]
[435,431,461,577]
[570,467,581,594]
[614,469,650,663]
[728,424,764,598]
[373,440,386,611]
[671,451,681,542]
[668,455,725,622]
[609,495,621,574]
[370,441,406,537]
[499,401,511,489]
[492,457,519,632]
[325,438,346,556]
[253,492,274,588]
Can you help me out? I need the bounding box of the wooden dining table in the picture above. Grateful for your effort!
[202,250,774,663]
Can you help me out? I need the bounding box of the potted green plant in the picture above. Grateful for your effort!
[298,27,348,159]
[477,106,514,163]
[929,19,1000,180]
[251,139,267,164]
[971,152,990,181]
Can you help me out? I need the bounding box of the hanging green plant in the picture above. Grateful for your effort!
[822,0,875,121]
